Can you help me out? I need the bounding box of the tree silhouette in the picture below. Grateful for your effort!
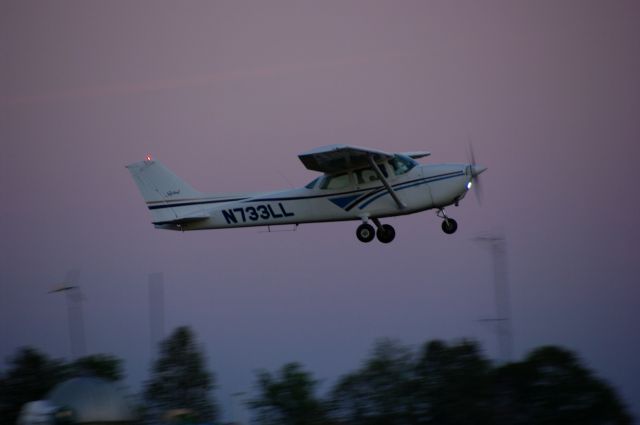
[491,346,633,425]
[330,339,415,425]
[250,362,326,425]
[0,347,66,424]
[144,326,218,423]
[70,354,123,381]
[325,339,632,425]
[412,340,492,425]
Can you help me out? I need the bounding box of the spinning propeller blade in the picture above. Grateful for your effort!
[467,142,486,205]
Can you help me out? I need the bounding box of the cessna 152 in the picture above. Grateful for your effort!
[126,145,486,243]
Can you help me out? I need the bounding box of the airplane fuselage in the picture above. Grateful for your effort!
[152,163,471,231]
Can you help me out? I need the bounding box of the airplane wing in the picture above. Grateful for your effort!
[298,144,394,174]
[401,151,431,159]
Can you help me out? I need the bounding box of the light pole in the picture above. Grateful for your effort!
[230,391,246,425]
[148,272,165,359]
[50,270,86,360]
[474,234,513,363]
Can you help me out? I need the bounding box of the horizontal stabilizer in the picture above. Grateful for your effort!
[152,213,210,226]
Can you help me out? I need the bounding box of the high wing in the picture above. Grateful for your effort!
[401,151,431,159]
[298,144,394,174]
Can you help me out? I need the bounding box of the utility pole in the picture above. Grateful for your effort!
[50,269,86,360]
[148,272,165,358]
[474,235,513,363]
[230,391,246,425]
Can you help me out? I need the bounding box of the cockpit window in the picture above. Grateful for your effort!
[389,155,417,175]
[320,173,351,190]
[305,177,319,189]
[355,167,379,184]
[354,163,388,185]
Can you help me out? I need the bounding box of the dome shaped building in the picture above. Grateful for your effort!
[46,377,137,424]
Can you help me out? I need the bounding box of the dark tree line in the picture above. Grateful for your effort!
[2,332,632,425]
[0,326,217,425]
[0,348,123,424]
[250,339,633,425]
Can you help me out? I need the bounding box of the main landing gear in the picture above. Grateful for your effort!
[356,210,458,242]
[356,218,395,244]
[437,208,458,235]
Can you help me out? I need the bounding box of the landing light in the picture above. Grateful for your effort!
[146,154,152,161]
[467,181,473,190]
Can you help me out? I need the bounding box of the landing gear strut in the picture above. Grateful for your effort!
[437,209,458,235]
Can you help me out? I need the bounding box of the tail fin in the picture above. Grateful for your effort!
[126,159,203,202]
[126,159,209,227]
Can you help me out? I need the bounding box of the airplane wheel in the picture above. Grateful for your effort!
[377,224,396,243]
[441,218,458,235]
[356,223,375,243]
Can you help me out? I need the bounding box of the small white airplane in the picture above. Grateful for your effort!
[126,145,486,243]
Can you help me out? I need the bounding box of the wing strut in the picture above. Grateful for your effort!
[367,155,406,209]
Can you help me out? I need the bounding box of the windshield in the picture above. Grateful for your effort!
[389,155,417,175]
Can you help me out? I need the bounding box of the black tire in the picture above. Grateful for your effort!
[376,224,396,243]
[356,223,375,243]
[441,218,458,234]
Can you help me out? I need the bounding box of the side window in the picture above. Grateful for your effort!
[356,168,379,184]
[320,173,351,190]
[355,164,388,184]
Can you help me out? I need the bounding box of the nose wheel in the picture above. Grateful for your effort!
[356,219,396,243]
[441,218,458,234]
[437,209,458,235]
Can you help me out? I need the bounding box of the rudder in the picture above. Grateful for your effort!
[126,159,203,203]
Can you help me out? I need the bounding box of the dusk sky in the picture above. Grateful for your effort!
[1,1,639,420]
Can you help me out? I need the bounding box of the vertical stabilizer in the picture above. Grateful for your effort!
[126,159,203,203]
[126,159,208,226]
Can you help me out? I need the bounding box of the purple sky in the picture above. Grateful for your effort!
[2,1,639,420]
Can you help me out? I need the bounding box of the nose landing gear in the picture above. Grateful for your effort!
[437,209,458,235]
[356,218,396,243]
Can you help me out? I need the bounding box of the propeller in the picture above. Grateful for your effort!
[467,142,487,205]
